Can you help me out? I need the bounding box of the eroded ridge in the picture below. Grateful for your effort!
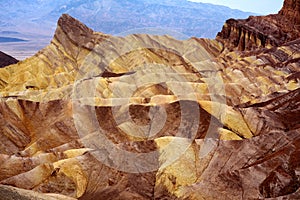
[0,1,299,198]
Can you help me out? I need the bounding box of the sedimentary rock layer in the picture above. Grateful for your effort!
[0,0,299,198]
[217,0,300,51]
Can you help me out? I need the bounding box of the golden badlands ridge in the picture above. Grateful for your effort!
[0,1,299,199]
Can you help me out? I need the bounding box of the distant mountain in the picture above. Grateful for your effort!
[0,37,27,43]
[0,0,255,60]
[0,0,254,38]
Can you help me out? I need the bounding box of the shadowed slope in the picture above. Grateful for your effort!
[0,51,18,68]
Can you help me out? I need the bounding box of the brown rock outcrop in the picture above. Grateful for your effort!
[279,0,300,25]
[0,184,76,200]
[0,51,18,68]
[217,0,300,51]
[0,0,299,199]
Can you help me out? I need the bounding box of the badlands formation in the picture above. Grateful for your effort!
[0,0,299,199]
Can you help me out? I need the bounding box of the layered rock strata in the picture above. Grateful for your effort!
[217,0,300,51]
[0,1,299,199]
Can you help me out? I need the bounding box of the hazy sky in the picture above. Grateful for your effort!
[189,0,284,14]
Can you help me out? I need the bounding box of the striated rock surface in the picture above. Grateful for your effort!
[279,0,300,25]
[217,0,300,51]
[0,51,18,68]
[0,184,76,200]
[0,0,299,199]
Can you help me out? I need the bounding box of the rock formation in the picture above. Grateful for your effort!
[0,51,18,68]
[279,0,300,25]
[217,0,300,51]
[0,0,299,199]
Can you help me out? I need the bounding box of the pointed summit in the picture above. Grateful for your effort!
[54,14,94,49]
[53,14,109,51]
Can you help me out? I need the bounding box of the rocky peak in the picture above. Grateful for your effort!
[217,0,300,51]
[54,14,94,49]
[57,14,94,38]
[53,14,109,51]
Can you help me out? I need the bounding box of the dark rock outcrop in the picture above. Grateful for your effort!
[0,51,18,68]
[217,0,300,51]
[279,0,300,25]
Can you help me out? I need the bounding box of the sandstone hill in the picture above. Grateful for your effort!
[0,0,299,199]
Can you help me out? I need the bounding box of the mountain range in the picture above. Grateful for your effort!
[1,0,254,39]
